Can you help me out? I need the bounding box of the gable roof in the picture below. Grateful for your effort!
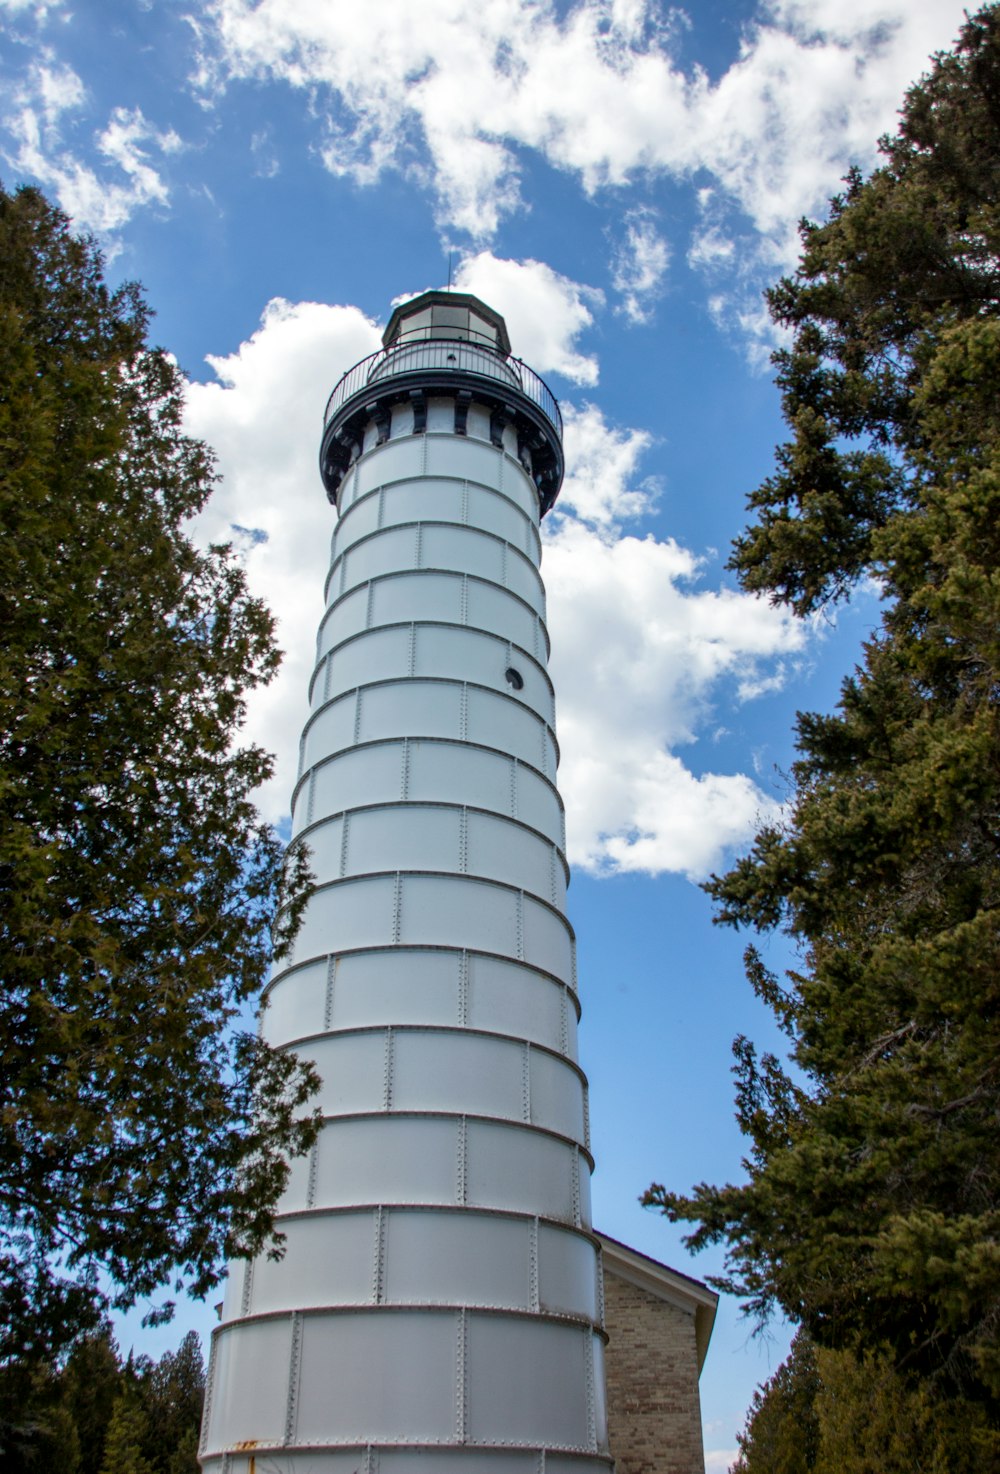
[596,1230,719,1373]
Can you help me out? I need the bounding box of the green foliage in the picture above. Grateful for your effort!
[0,183,319,1356]
[62,1329,123,1474]
[0,1325,203,1474]
[100,1393,154,1474]
[645,1,1000,1423]
[732,1333,820,1474]
[735,1336,1000,1473]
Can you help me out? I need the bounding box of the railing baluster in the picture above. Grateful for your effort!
[323,339,561,438]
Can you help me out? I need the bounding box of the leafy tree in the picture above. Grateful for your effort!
[0,183,318,1358]
[645,0,1000,1419]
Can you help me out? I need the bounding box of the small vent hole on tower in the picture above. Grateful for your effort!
[505,666,524,691]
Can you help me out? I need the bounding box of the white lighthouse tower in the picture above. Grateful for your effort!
[199,291,613,1474]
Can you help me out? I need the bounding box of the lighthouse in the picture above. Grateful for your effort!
[199,291,613,1474]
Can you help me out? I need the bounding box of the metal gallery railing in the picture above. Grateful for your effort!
[323,336,562,438]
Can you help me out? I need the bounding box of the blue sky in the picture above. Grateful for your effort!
[1,0,971,1464]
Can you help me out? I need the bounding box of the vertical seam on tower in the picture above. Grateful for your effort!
[400,737,410,800]
[501,540,509,588]
[460,573,469,627]
[597,1241,606,1329]
[550,843,557,905]
[584,1081,591,1153]
[529,1217,540,1312]
[459,807,468,874]
[339,812,350,879]
[353,687,363,744]
[455,1307,468,1444]
[510,757,518,819]
[306,770,315,827]
[560,986,569,1056]
[522,1042,531,1124]
[199,1335,217,1455]
[462,479,470,525]
[297,733,306,782]
[460,682,469,741]
[373,1205,386,1304]
[572,1149,582,1228]
[584,1323,597,1451]
[383,1027,394,1111]
[421,432,428,475]
[456,1115,468,1205]
[407,622,417,677]
[306,1138,319,1209]
[377,484,385,528]
[458,949,469,1027]
[365,578,375,629]
[414,522,423,569]
[338,551,347,596]
[240,1257,254,1317]
[322,651,331,704]
[391,872,402,945]
[516,890,525,961]
[283,1312,302,1447]
[324,955,336,1031]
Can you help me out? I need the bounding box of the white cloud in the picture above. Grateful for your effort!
[0,0,64,13]
[557,402,656,530]
[611,206,670,324]
[183,298,382,823]
[2,62,181,234]
[454,252,604,386]
[544,515,804,879]
[184,291,808,878]
[704,1448,739,1474]
[199,0,967,277]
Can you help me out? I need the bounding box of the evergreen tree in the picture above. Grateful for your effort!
[100,1392,154,1474]
[734,1337,998,1473]
[62,1327,127,1474]
[646,0,1000,1422]
[140,1331,204,1472]
[732,1333,819,1474]
[0,184,319,1357]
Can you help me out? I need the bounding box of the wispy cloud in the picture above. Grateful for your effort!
[2,59,182,235]
[611,206,670,324]
[197,0,966,279]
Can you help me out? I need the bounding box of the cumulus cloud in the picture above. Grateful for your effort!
[2,61,181,234]
[182,277,808,878]
[610,206,670,324]
[544,515,805,879]
[198,0,967,276]
[183,298,383,823]
[454,252,604,385]
[557,403,656,530]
